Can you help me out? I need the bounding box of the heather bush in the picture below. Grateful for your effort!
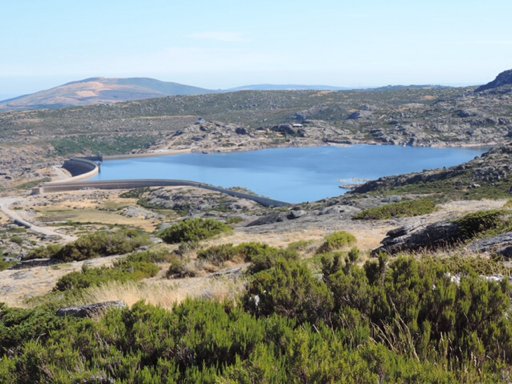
[159,219,231,244]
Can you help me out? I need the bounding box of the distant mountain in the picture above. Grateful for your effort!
[0,77,218,112]
[357,84,451,92]
[226,84,353,91]
[475,70,512,92]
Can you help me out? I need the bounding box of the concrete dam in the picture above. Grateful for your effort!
[32,157,290,208]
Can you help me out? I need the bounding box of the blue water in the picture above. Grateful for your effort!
[92,145,490,203]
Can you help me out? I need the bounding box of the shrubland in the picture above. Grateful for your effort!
[1,251,511,382]
[27,230,151,262]
[353,198,437,220]
[158,218,232,244]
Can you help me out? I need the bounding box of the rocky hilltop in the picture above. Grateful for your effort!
[350,143,512,199]
[476,69,512,92]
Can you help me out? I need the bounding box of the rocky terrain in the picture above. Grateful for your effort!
[349,141,512,199]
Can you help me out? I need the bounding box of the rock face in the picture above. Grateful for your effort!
[476,70,512,92]
[468,232,512,257]
[56,301,127,318]
[374,220,461,255]
[375,218,512,258]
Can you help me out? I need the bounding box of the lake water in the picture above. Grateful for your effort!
[92,145,490,203]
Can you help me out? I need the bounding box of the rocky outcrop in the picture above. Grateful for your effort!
[9,258,61,270]
[350,143,512,195]
[375,216,512,258]
[476,70,512,92]
[374,220,461,255]
[468,232,512,258]
[56,301,127,318]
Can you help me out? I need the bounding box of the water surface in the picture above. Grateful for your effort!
[92,145,489,203]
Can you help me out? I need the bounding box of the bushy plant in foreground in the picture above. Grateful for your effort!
[353,198,437,220]
[158,219,231,244]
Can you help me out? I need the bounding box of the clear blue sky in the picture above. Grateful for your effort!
[1,0,511,97]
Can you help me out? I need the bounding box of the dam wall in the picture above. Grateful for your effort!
[33,179,290,208]
[61,158,100,182]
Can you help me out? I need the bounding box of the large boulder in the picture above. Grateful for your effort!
[374,220,461,255]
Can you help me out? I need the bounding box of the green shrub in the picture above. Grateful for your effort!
[226,216,244,225]
[119,187,151,199]
[353,198,436,220]
[125,248,173,264]
[0,260,15,272]
[9,236,23,245]
[25,244,63,260]
[158,219,231,244]
[27,230,151,262]
[53,261,159,292]
[243,259,334,325]
[286,239,316,252]
[453,210,508,240]
[197,244,239,265]
[317,231,357,254]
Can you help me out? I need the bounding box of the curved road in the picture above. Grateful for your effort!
[0,198,77,242]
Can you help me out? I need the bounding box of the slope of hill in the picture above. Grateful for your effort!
[349,143,512,200]
[476,69,512,92]
[0,77,217,112]
[226,84,353,91]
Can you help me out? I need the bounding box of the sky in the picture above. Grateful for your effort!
[1,0,511,97]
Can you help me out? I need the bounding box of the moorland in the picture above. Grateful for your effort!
[1,70,512,382]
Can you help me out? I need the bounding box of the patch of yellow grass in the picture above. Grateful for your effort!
[65,277,246,310]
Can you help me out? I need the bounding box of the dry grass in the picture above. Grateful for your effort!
[54,276,246,310]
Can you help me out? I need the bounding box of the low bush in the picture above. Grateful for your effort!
[226,216,244,224]
[9,236,23,245]
[453,209,509,239]
[317,231,357,254]
[119,187,151,199]
[0,260,15,272]
[353,198,436,220]
[158,219,232,244]
[53,260,159,292]
[166,255,197,278]
[197,244,239,264]
[125,248,173,264]
[26,230,151,262]
[195,242,299,272]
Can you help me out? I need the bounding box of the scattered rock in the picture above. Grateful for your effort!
[56,301,128,318]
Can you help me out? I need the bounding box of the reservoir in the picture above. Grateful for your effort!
[92,145,490,203]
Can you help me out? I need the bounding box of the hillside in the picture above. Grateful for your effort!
[0,77,217,112]
[349,142,512,200]
[1,84,511,149]
[476,69,512,92]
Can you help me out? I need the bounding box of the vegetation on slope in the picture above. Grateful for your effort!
[353,199,437,220]
[27,230,151,262]
[158,218,232,244]
[1,254,512,382]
